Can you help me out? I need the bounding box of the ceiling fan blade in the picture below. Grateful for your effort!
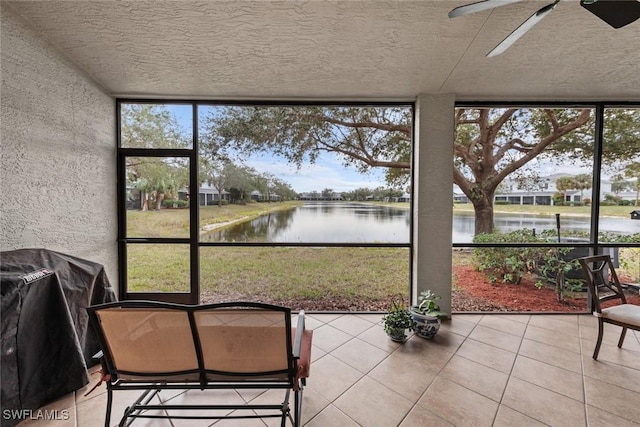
[487,0,560,57]
[448,0,523,18]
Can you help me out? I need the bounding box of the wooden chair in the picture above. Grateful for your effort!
[88,301,312,427]
[578,255,640,360]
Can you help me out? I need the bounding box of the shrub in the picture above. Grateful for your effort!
[162,199,189,208]
[473,230,540,284]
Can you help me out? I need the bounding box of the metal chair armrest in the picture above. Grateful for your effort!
[293,310,305,358]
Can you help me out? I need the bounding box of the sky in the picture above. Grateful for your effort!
[243,151,388,193]
[165,103,390,193]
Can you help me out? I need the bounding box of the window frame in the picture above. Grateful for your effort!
[452,102,640,312]
[116,99,415,305]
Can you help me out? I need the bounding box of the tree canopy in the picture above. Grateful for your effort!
[126,104,640,234]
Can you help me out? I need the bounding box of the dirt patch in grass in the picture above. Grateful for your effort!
[201,291,404,312]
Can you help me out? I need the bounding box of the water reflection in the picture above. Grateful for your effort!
[453,212,640,243]
[201,202,410,243]
[201,203,640,244]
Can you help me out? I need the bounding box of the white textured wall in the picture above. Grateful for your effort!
[413,94,455,317]
[1,4,117,287]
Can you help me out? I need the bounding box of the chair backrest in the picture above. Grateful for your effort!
[88,301,294,383]
[578,254,627,313]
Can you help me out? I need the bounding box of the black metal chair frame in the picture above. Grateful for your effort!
[87,300,308,427]
[578,254,640,360]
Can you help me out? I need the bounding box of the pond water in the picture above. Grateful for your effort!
[452,212,640,243]
[201,202,640,243]
[201,202,411,243]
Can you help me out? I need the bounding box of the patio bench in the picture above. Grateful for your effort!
[87,300,312,427]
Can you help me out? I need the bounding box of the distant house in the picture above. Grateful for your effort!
[453,173,637,206]
[250,190,281,202]
[297,192,343,201]
[192,184,229,206]
[389,193,410,203]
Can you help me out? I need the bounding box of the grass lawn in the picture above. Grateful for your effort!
[128,245,410,309]
[454,203,636,218]
[126,201,303,238]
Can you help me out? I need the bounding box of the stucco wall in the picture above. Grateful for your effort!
[1,4,118,288]
[413,94,455,317]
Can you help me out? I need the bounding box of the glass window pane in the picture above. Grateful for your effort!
[125,156,190,238]
[599,107,640,244]
[199,247,409,310]
[612,246,640,284]
[120,103,192,149]
[127,244,190,293]
[453,107,595,244]
[197,105,412,244]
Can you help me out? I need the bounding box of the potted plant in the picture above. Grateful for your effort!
[410,290,448,339]
[381,302,413,342]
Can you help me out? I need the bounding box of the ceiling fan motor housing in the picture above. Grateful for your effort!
[580,0,640,29]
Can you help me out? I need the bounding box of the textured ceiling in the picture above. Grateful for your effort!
[5,0,640,101]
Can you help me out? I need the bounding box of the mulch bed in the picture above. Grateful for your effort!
[452,265,640,313]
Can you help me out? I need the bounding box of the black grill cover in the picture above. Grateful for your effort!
[1,249,116,426]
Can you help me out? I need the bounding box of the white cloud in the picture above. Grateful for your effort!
[244,152,386,193]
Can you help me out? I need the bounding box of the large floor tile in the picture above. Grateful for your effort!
[511,355,584,402]
[162,389,244,427]
[438,317,477,337]
[478,315,528,337]
[368,353,437,401]
[330,337,389,373]
[584,376,640,424]
[399,406,454,427]
[524,323,581,353]
[304,405,359,427]
[356,322,405,352]
[305,354,363,402]
[518,337,583,374]
[418,377,499,427]
[582,357,640,393]
[502,377,586,426]
[311,324,353,352]
[439,354,509,402]
[468,324,523,353]
[334,376,413,427]
[455,338,517,374]
[528,314,579,334]
[392,336,455,371]
[329,314,376,336]
[586,405,640,427]
[493,405,546,427]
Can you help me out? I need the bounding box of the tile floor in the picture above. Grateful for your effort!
[15,313,640,427]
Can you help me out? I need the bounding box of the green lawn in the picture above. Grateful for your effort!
[454,203,636,218]
[126,201,303,238]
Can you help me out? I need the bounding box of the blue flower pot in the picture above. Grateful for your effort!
[410,311,441,339]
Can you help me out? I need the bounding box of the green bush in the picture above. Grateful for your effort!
[473,230,541,284]
[162,199,189,208]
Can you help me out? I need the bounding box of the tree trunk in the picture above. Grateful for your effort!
[141,192,149,211]
[155,192,164,210]
[472,195,495,235]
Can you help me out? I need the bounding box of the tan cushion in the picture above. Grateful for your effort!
[600,304,640,326]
